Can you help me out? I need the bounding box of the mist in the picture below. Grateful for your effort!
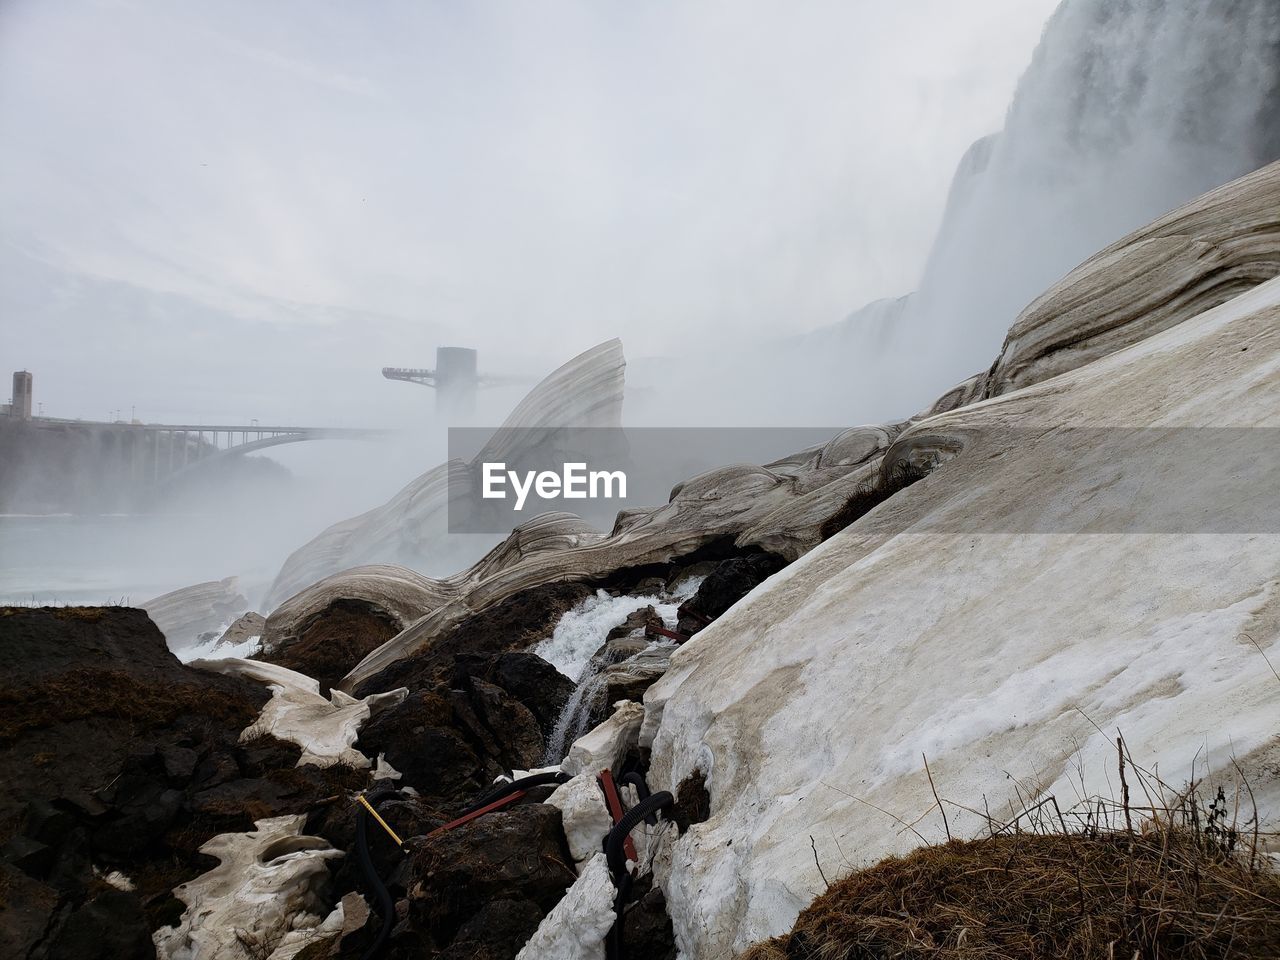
[5,0,1276,613]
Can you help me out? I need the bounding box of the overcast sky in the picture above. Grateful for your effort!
[0,0,1059,426]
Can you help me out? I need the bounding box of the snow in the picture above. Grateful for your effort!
[189,657,406,768]
[515,853,616,960]
[175,633,260,663]
[562,700,645,778]
[546,773,615,871]
[644,274,1280,957]
[153,815,343,960]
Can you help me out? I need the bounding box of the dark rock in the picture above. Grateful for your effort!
[0,835,53,879]
[0,606,273,942]
[463,679,543,772]
[622,876,678,960]
[453,652,575,740]
[45,889,154,960]
[353,581,593,699]
[676,553,786,634]
[603,605,663,647]
[234,734,303,778]
[438,898,545,960]
[0,863,60,959]
[158,744,199,782]
[357,690,490,806]
[260,599,400,695]
[357,679,545,808]
[406,804,575,947]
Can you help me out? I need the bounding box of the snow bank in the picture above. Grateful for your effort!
[645,274,1280,957]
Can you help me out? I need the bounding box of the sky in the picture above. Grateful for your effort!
[0,0,1060,427]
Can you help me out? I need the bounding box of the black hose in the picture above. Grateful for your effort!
[618,772,658,824]
[456,771,572,817]
[603,791,673,960]
[355,805,395,960]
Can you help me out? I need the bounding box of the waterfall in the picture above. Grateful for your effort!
[808,0,1280,420]
[538,575,705,764]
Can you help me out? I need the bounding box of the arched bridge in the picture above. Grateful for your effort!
[70,421,392,487]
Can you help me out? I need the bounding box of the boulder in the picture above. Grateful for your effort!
[675,553,786,634]
[406,803,577,949]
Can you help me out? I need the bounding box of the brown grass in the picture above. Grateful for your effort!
[819,461,930,541]
[744,755,1280,960]
[0,668,260,743]
[744,826,1280,960]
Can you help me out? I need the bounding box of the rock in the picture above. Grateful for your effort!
[599,644,675,708]
[189,657,407,768]
[645,269,1280,954]
[46,889,154,960]
[0,863,60,958]
[406,804,576,948]
[438,899,545,960]
[215,611,266,649]
[261,599,402,695]
[546,774,614,869]
[453,652,577,741]
[620,879,679,960]
[0,605,265,829]
[355,678,546,808]
[142,577,249,649]
[676,553,786,634]
[153,814,343,960]
[562,701,644,778]
[514,853,616,960]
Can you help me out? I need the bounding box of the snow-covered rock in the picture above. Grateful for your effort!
[644,270,1280,956]
[260,564,458,654]
[153,815,342,960]
[339,426,896,693]
[547,773,614,870]
[190,657,406,767]
[562,700,645,778]
[514,853,616,960]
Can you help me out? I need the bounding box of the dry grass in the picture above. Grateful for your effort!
[745,827,1279,960]
[744,749,1280,960]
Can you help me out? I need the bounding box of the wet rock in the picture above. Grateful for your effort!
[353,581,593,699]
[406,803,576,948]
[676,553,786,634]
[357,677,546,809]
[356,690,490,806]
[453,652,576,741]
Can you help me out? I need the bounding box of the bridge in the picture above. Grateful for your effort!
[24,417,391,488]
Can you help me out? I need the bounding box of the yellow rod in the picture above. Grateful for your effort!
[356,794,404,848]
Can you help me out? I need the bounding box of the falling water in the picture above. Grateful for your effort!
[538,576,705,764]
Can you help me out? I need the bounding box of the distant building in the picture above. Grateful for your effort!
[11,371,32,420]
